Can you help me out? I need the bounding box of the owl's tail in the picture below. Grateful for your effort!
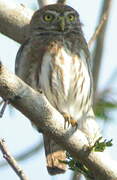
[43,135,67,175]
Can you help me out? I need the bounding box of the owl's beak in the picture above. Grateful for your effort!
[58,16,65,31]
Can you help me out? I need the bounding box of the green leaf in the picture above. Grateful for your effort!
[91,137,113,152]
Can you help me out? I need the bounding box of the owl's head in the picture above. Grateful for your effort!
[30,4,82,34]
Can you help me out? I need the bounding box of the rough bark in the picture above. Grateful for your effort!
[0,0,33,44]
[0,63,117,180]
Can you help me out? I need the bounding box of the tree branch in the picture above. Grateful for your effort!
[0,63,117,179]
[0,139,30,180]
[0,0,68,44]
[0,141,43,168]
[88,11,109,48]
[0,1,116,179]
[0,0,33,44]
[92,0,112,96]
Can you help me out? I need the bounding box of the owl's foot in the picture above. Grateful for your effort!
[62,112,70,129]
[70,117,78,128]
[62,112,77,129]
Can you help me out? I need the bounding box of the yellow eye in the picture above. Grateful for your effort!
[67,14,75,22]
[43,13,54,22]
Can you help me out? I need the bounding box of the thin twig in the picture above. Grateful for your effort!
[0,141,43,168]
[88,12,109,47]
[57,0,67,4]
[0,100,9,117]
[92,0,112,98]
[0,139,30,180]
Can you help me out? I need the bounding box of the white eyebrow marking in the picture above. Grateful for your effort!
[44,10,75,16]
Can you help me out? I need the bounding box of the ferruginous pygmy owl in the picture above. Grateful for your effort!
[15,4,98,175]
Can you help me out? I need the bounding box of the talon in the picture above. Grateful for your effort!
[70,118,78,129]
[61,112,78,129]
[61,112,70,129]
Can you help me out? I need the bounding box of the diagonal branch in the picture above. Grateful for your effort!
[0,141,43,168]
[0,0,68,44]
[0,139,30,180]
[0,63,117,179]
[0,0,33,44]
[88,11,109,48]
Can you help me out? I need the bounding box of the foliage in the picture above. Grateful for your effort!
[61,138,113,179]
[61,153,94,179]
[94,93,117,121]
[90,137,113,152]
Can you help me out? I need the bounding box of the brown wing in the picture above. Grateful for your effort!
[15,40,29,75]
[15,40,67,175]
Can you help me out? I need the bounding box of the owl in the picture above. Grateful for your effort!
[15,4,94,175]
